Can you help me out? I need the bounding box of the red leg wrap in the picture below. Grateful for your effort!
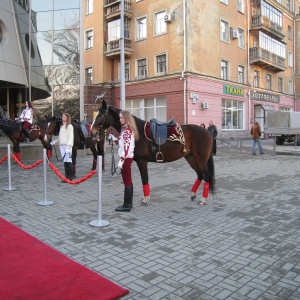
[143,183,150,197]
[202,182,210,198]
[47,149,52,159]
[191,179,202,193]
[15,152,21,161]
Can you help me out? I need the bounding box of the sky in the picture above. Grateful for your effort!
[31,0,80,65]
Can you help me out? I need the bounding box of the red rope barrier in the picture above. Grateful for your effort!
[48,162,96,185]
[11,154,42,169]
[0,155,8,164]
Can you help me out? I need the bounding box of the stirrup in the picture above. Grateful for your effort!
[156,151,164,162]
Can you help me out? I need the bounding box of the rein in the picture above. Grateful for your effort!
[110,142,121,176]
[52,144,69,162]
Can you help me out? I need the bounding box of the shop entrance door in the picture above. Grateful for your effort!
[254,105,265,138]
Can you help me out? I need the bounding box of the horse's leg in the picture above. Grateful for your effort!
[97,141,105,171]
[71,148,77,178]
[13,142,21,161]
[90,145,98,170]
[184,155,203,201]
[136,160,150,205]
[199,182,210,205]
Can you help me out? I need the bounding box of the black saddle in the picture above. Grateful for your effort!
[149,117,176,146]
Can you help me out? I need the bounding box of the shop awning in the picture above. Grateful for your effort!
[262,105,275,111]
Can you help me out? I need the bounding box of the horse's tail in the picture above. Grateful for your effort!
[207,153,215,195]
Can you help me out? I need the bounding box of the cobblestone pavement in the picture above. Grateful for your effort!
[1,145,300,300]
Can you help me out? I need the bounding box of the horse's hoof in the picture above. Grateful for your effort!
[141,197,150,206]
[191,192,196,201]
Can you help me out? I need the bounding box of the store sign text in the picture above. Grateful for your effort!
[223,85,244,97]
[250,91,279,103]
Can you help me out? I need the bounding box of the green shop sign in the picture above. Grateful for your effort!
[223,85,244,97]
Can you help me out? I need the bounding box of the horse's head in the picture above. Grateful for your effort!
[44,116,59,143]
[90,100,121,139]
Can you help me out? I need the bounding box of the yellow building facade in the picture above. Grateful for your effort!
[84,0,300,138]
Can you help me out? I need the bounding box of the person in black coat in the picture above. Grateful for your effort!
[207,120,218,155]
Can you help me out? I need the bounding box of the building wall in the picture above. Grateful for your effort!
[84,0,299,138]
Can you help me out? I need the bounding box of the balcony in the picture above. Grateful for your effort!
[105,38,133,58]
[249,47,286,73]
[104,0,133,21]
[251,15,284,40]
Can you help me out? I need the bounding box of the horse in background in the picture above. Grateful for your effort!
[0,107,52,161]
[43,116,106,175]
[90,100,215,205]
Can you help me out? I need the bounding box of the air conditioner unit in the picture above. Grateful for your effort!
[230,28,238,39]
[201,102,209,110]
[164,13,173,22]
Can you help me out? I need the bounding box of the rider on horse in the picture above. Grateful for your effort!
[16,100,34,143]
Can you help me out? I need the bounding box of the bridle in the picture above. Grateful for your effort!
[92,106,110,138]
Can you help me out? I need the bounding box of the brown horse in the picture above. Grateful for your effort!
[0,116,52,161]
[43,116,106,174]
[90,100,215,205]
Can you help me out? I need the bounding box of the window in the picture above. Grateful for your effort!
[222,99,244,130]
[267,74,272,90]
[118,62,130,81]
[85,67,93,84]
[137,17,147,40]
[125,62,130,81]
[238,28,245,48]
[287,0,290,11]
[288,80,293,95]
[86,0,93,15]
[156,54,167,74]
[288,26,292,40]
[221,60,228,80]
[278,78,283,92]
[238,66,244,84]
[259,32,285,58]
[220,0,228,4]
[85,30,93,49]
[155,11,167,35]
[108,20,120,41]
[253,71,259,87]
[277,0,282,4]
[238,0,244,13]
[288,52,293,67]
[126,97,166,121]
[137,58,147,78]
[280,107,291,112]
[220,20,229,42]
[261,1,283,27]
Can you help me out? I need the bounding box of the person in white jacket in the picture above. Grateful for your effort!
[16,100,34,143]
[50,113,74,182]
[108,110,139,212]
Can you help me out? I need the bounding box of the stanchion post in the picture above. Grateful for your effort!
[2,144,17,191]
[90,155,110,227]
[37,149,54,206]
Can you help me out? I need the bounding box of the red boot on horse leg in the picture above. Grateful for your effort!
[198,182,210,205]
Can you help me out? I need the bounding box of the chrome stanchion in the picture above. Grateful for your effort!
[37,149,54,206]
[90,156,109,227]
[2,144,17,191]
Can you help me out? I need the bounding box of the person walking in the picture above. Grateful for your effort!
[50,113,74,181]
[108,110,139,212]
[251,121,264,155]
[16,100,34,143]
[207,120,218,155]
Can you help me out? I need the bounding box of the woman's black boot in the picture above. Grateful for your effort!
[115,186,133,212]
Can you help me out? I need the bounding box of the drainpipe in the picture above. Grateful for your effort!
[293,1,296,111]
[182,0,187,125]
[247,0,251,129]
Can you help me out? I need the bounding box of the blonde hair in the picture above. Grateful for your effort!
[62,112,71,128]
[120,110,139,141]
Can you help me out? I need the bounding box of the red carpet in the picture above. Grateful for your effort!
[0,217,129,300]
